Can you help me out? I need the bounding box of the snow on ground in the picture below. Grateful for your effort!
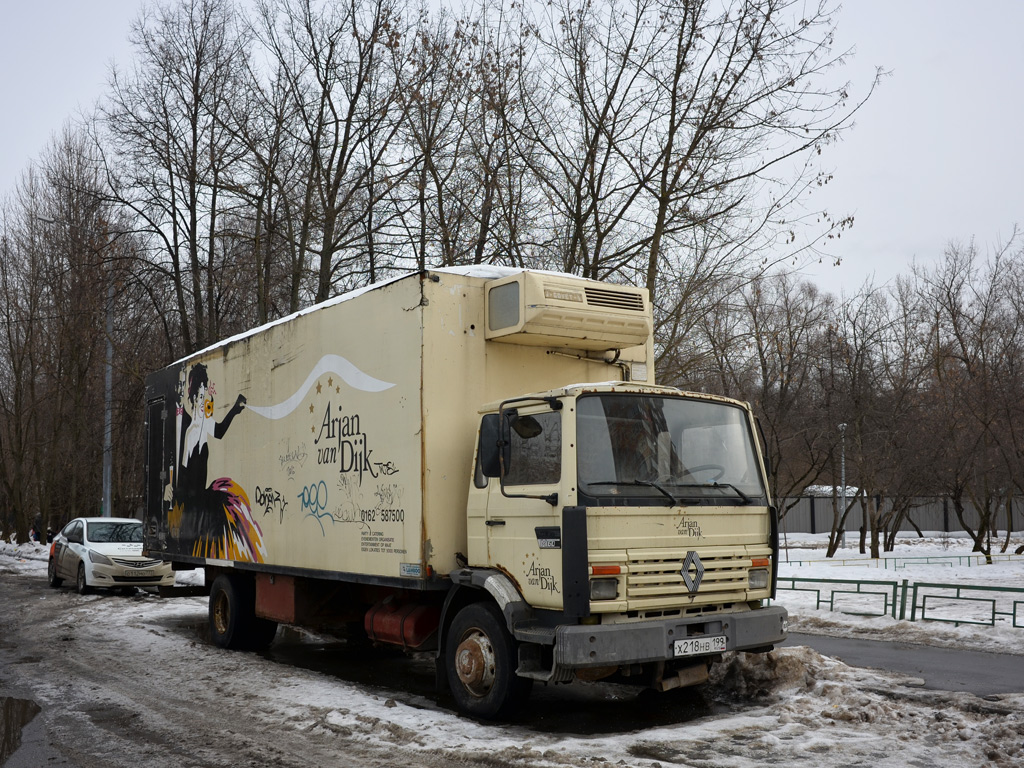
[2,532,1024,767]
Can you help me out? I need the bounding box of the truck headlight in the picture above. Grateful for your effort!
[590,578,618,600]
[89,550,113,566]
[748,568,769,590]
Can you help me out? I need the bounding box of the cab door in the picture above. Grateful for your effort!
[482,405,566,610]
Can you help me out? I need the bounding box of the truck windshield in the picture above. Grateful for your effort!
[576,394,765,505]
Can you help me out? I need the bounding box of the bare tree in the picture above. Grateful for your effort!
[917,238,1022,560]
[254,0,410,300]
[102,0,249,354]
[0,178,50,539]
[0,124,157,535]
[515,0,876,322]
[741,274,835,509]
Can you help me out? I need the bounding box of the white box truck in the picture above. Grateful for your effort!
[144,267,786,718]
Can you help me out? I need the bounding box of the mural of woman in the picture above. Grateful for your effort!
[171,363,267,563]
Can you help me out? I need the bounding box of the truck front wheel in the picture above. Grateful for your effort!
[445,602,531,720]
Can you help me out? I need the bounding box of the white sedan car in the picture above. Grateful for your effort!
[48,517,174,594]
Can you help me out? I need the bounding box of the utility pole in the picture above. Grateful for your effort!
[103,277,113,517]
[839,422,847,548]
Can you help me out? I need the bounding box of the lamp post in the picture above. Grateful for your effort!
[37,215,114,517]
[838,422,847,548]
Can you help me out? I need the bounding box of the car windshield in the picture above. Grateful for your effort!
[577,393,765,504]
[86,521,143,543]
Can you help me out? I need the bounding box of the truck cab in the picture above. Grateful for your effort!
[446,383,786,717]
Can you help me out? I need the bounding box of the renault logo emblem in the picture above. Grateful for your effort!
[681,551,704,593]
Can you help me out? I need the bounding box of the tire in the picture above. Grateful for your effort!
[48,558,63,588]
[76,563,91,595]
[208,574,277,651]
[445,602,532,720]
[248,616,279,651]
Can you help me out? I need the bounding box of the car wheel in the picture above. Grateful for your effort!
[445,601,532,720]
[47,558,63,588]
[76,563,91,595]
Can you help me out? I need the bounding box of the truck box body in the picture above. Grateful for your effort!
[145,268,652,584]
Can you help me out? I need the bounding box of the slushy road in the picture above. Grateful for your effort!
[784,632,1024,696]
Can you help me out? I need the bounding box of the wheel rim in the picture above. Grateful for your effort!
[454,627,497,698]
[77,566,86,591]
[212,590,230,636]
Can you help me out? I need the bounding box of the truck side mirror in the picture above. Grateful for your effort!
[478,414,502,478]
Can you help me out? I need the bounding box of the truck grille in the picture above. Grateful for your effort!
[584,286,645,312]
[625,550,758,611]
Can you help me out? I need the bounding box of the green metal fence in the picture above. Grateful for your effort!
[774,576,1024,629]
[775,577,901,619]
[781,554,1019,569]
[909,582,1024,629]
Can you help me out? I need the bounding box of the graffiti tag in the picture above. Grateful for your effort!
[299,480,333,534]
[255,486,289,523]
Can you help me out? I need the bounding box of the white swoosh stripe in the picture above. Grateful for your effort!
[246,354,394,420]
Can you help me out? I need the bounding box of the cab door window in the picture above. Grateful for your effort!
[504,410,561,486]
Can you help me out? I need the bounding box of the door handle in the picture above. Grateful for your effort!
[485,520,506,527]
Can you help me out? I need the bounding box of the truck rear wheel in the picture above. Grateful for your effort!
[445,602,531,720]
[209,574,277,651]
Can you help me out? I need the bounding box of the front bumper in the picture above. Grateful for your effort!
[89,563,175,588]
[549,605,788,669]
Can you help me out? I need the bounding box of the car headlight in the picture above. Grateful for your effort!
[88,550,113,566]
[748,568,769,590]
[590,577,618,600]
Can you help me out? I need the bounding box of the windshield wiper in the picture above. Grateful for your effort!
[585,478,753,505]
[633,479,680,505]
[665,482,753,505]
[713,482,752,504]
[586,479,680,505]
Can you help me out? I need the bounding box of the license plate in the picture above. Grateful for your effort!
[673,635,727,657]
[128,568,155,577]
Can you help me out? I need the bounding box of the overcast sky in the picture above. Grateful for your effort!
[1,1,1021,297]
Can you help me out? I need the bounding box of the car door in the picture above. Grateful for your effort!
[55,520,83,580]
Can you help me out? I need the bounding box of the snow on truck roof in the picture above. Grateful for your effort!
[174,267,628,366]
[476,383,753,412]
